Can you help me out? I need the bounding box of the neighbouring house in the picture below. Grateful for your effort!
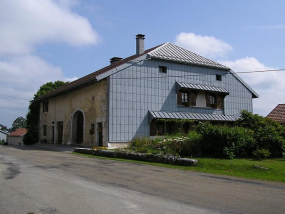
[0,130,9,142]
[35,34,258,148]
[266,104,285,124]
[7,128,27,146]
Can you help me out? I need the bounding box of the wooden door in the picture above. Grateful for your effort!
[57,122,63,144]
[76,113,83,144]
[98,123,103,146]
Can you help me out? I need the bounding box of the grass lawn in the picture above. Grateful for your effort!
[191,158,285,183]
[73,152,285,183]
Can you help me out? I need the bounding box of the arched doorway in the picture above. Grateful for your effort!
[72,111,84,144]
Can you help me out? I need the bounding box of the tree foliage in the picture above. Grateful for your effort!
[24,81,67,145]
[236,110,285,157]
[11,116,27,132]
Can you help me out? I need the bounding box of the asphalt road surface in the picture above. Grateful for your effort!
[0,144,285,214]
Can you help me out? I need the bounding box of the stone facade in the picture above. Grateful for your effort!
[39,79,108,146]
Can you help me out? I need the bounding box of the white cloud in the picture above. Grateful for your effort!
[254,25,285,30]
[0,0,97,127]
[0,0,99,56]
[220,57,284,116]
[174,32,232,59]
[0,54,76,126]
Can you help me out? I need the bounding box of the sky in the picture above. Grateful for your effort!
[1,0,285,127]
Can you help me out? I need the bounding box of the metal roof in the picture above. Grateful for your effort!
[149,111,236,122]
[148,43,230,70]
[177,82,229,94]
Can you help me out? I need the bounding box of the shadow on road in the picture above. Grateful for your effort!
[1,143,77,153]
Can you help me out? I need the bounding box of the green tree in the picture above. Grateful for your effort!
[24,81,67,145]
[11,116,26,132]
[236,110,285,157]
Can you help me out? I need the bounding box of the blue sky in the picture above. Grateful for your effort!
[1,0,285,127]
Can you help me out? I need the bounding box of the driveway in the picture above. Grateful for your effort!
[0,145,285,214]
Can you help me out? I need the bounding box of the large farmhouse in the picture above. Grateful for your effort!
[36,34,258,148]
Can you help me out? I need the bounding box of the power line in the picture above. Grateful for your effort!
[0,94,30,101]
[236,68,285,73]
[110,68,285,80]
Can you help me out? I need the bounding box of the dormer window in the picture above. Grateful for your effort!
[159,66,167,74]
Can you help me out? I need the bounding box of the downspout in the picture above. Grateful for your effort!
[106,76,110,146]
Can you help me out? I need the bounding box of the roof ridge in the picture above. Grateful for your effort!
[148,42,230,70]
[35,44,164,101]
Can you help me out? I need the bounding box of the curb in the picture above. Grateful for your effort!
[74,148,198,166]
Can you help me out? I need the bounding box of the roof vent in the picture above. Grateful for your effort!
[136,34,145,55]
[110,57,123,65]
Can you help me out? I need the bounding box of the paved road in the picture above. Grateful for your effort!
[0,144,285,214]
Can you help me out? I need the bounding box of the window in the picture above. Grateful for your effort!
[159,66,167,73]
[206,93,225,108]
[43,100,49,112]
[150,121,165,136]
[182,91,188,103]
[209,94,216,108]
[43,125,47,136]
[90,123,94,135]
[177,90,198,107]
[216,74,222,81]
[206,93,217,108]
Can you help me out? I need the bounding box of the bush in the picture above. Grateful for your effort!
[195,122,255,158]
[129,132,202,157]
[253,149,271,159]
[237,111,285,157]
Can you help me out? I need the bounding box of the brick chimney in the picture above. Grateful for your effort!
[110,57,123,65]
[136,34,145,55]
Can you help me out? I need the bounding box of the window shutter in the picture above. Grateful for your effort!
[205,93,210,107]
[217,95,225,109]
[177,90,182,105]
[190,91,198,106]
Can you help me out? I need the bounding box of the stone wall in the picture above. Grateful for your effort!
[39,79,108,146]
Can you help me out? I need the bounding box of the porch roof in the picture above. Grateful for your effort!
[149,111,236,122]
[176,82,229,94]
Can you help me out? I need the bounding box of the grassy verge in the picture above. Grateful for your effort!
[72,152,285,183]
[192,158,285,182]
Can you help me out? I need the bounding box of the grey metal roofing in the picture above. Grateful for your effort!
[148,43,230,70]
[35,40,258,101]
[177,82,229,94]
[229,71,259,98]
[149,111,236,122]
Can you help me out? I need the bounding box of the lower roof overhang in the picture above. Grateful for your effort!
[149,111,236,123]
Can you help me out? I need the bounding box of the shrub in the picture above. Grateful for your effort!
[252,149,271,159]
[195,122,255,158]
[237,111,285,157]
[129,132,202,156]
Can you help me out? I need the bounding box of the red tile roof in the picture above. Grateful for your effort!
[34,44,163,102]
[266,104,285,123]
[8,128,27,137]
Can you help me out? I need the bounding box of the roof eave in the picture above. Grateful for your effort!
[33,79,98,102]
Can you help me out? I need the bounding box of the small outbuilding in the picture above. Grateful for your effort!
[266,104,285,124]
[7,128,27,146]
